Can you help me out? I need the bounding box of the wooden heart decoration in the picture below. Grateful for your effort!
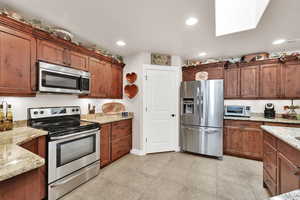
[126,72,137,83]
[124,84,138,99]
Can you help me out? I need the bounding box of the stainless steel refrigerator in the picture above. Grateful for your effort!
[180,80,224,159]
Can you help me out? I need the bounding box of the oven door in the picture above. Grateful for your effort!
[48,129,100,184]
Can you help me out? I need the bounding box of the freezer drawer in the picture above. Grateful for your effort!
[181,126,223,157]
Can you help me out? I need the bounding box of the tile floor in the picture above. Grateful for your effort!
[61,152,270,200]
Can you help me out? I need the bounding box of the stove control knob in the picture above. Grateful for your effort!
[40,111,44,114]
[34,111,38,115]
[72,109,75,112]
[76,109,79,112]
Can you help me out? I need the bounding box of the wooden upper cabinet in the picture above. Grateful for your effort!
[260,64,281,98]
[281,61,300,98]
[0,26,36,96]
[88,57,111,98]
[201,66,224,80]
[224,66,240,98]
[37,39,68,66]
[182,68,196,81]
[240,65,260,98]
[110,64,123,99]
[70,51,89,71]
[182,63,225,81]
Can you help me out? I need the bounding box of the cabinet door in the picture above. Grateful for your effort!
[242,127,263,160]
[182,68,196,81]
[100,124,111,167]
[224,126,243,155]
[260,64,281,98]
[224,67,240,98]
[240,65,259,98]
[281,61,300,98]
[277,152,300,195]
[37,39,67,66]
[70,51,89,71]
[202,67,224,80]
[110,64,123,99]
[0,26,36,95]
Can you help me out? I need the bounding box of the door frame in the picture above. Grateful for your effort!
[142,64,181,154]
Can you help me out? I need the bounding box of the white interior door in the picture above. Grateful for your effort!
[143,65,180,154]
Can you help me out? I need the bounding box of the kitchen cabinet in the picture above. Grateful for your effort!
[0,136,46,200]
[110,64,123,99]
[70,51,89,71]
[88,57,111,98]
[281,60,300,98]
[100,124,111,167]
[224,65,240,98]
[224,120,263,160]
[240,65,260,98]
[259,63,281,98]
[100,119,132,168]
[263,130,300,196]
[0,169,40,200]
[182,62,226,81]
[37,39,68,66]
[20,136,46,200]
[0,25,36,96]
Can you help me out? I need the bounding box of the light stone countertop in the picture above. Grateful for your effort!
[269,189,300,200]
[0,127,48,182]
[224,115,300,124]
[261,125,300,151]
[82,114,133,125]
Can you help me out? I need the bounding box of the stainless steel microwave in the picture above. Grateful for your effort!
[224,105,251,117]
[38,61,90,94]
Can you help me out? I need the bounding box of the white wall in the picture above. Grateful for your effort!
[124,52,182,152]
[224,99,300,114]
[0,95,125,121]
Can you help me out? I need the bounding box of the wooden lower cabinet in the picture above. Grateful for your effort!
[0,136,46,200]
[263,131,300,196]
[100,119,132,168]
[224,120,263,160]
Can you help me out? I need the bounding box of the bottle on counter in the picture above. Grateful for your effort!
[5,104,13,130]
[0,104,5,131]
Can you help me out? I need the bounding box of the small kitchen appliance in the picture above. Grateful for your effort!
[224,105,251,117]
[28,106,100,200]
[264,103,276,119]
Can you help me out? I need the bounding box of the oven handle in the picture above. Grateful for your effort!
[50,128,99,141]
[50,161,100,188]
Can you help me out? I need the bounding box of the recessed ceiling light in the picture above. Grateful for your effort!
[199,52,207,57]
[185,17,198,26]
[116,40,126,46]
[272,39,286,45]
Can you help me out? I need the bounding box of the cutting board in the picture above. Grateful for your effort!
[102,102,125,114]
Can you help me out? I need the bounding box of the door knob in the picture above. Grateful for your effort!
[171,114,176,117]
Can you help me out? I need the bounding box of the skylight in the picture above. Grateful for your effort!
[215,0,270,36]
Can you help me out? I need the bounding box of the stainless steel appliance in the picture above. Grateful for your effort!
[180,80,224,158]
[264,103,275,119]
[224,105,251,117]
[38,61,90,94]
[28,106,100,200]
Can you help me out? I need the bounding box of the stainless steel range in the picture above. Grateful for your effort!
[28,106,100,200]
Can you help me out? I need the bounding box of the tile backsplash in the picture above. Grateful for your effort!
[224,99,300,114]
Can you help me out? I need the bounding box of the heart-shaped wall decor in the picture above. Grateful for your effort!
[126,72,137,83]
[124,84,138,99]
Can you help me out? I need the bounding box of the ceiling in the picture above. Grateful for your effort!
[1,0,300,59]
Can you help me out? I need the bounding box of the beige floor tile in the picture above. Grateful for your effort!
[184,173,217,194]
[179,186,217,200]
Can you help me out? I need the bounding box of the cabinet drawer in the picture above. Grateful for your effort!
[224,120,262,128]
[263,141,277,181]
[111,119,132,140]
[277,140,300,167]
[111,135,132,161]
[263,169,277,196]
[263,131,277,148]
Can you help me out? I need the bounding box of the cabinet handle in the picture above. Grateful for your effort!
[294,168,300,176]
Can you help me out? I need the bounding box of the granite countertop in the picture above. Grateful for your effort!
[269,189,300,200]
[261,125,300,151]
[224,115,300,124]
[0,127,48,182]
[82,114,133,124]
